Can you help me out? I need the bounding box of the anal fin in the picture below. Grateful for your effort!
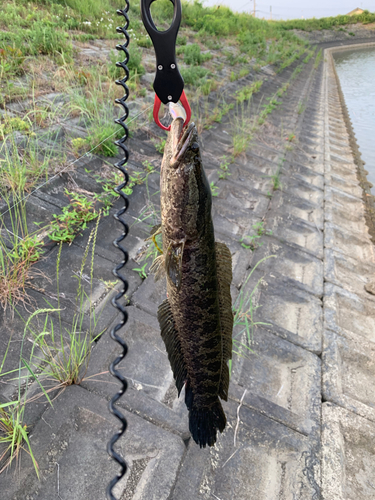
[215,241,233,401]
[157,299,187,395]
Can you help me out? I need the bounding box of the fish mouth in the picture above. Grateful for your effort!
[171,121,197,165]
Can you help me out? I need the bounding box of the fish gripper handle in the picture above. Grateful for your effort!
[106,4,130,499]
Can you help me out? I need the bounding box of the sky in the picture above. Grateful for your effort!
[202,0,375,20]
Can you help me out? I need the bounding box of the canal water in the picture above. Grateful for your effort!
[333,46,375,192]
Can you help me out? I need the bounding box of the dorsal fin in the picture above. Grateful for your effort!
[215,241,233,401]
[157,298,188,395]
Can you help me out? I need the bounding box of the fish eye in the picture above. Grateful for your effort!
[191,142,199,153]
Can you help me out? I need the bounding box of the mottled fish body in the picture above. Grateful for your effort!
[153,117,233,447]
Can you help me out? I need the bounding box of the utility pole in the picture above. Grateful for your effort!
[270,5,272,20]
[253,0,256,17]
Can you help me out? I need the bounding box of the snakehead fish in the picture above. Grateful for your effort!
[151,115,233,448]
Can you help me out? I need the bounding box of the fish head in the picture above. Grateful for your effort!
[161,118,212,242]
[161,118,198,169]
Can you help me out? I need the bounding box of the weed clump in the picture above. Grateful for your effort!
[47,190,100,244]
[180,66,209,87]
[29,23,73,58]
[178,43,212,65]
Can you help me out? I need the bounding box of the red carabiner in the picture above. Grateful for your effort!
[153,90,192,131]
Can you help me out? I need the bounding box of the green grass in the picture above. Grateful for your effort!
[235,80,263,103]
[274,10,375,31]
[177,43,212,66]
[230,255,276,371]
[239,222,272,251]
[45,190,100,244]
[314,49,323,69]
[0,380,39,476]
[0,122,64,196]
[0,220,105,475]
[0,312,52,477]
[25,230,102,387]
[180,66,210,87]
[0,196,44,312]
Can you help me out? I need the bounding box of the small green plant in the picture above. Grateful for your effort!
[128,44,146,76]
[0,403,38,475]
[210,182,219,197]
[181,44,212,65]
[177,35,187,45]
[271,171,281,190]
[297,101,306,115]
[233,133,248,156]
[314,49,322,69]
[180,67,210,87]
[270,161,284,191]
[239,221,272,250]
[71,137,86,155]
[210,102,234,125]
[231,101,257,156]
[30,23,73,60]
[303,50,314,64]
[80,122,123,157]
[218,156,232,180]
[200,79,218,96]
[137,34,152,48]
[230,71,239,82]
[230,255,276,369]
[132,262,148,279]
[47,190,99,244]
[22,220,104,392]
[0,312,58,476]
[0,330,40,476]
[277,83,289,97]
[235,80,263,103]
[0,196,45,312]
[152,137,167,154]
[291,65,303,80]
[257,95,282,125]
[0,46,25,77]
[0,116,32,140]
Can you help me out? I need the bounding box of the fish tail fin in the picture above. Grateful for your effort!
[187,391,226,448]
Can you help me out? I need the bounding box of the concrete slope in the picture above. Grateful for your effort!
[2,38,375,500]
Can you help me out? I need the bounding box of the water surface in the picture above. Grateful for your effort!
[334,46,375,191]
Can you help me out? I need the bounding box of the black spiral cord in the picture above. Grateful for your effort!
[106,4,130,499]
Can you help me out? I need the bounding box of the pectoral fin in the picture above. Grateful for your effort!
[215,241,233,401]
[157,299,188,395]
[150,254,166,281]
[165,240,185,290]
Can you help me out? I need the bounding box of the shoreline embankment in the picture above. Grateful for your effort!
[328,41,375,243]
[2,29,375,500]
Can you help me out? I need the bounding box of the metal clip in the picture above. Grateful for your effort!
[141,0,191,130]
